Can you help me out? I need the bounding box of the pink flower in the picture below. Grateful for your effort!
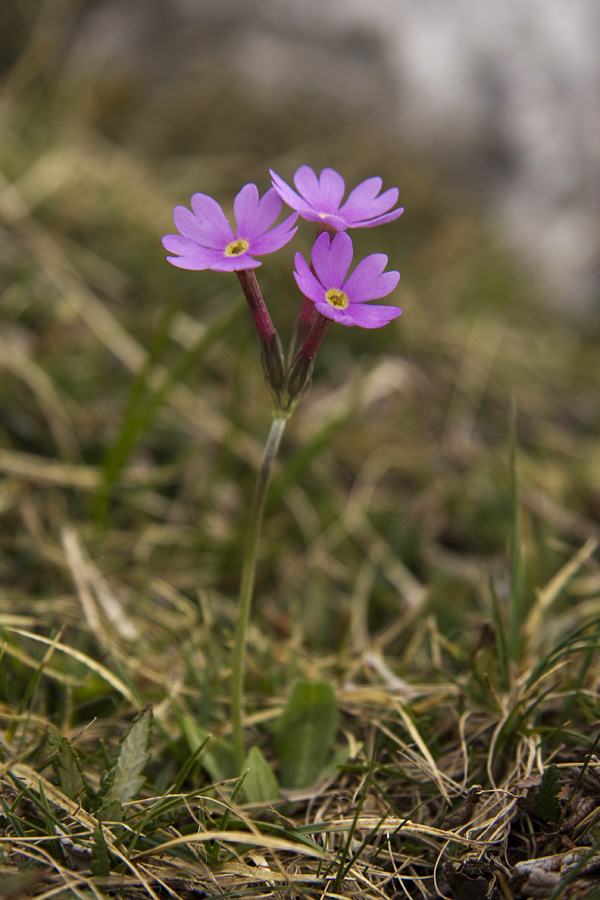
[294,232,402,329]
[162,184,298,272]
[270,165,403,231]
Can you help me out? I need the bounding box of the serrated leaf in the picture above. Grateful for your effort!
[97,799,124,824]
[539,763,561,823]
[101,707,152,807]
[90,825,111,877]
[243,746,279,804]
[274,679,339,789]
[54,739,87,802]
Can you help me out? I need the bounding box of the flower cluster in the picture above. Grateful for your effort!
[163,165,404,409]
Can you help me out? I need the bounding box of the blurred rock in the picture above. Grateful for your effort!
[74,0,600,316]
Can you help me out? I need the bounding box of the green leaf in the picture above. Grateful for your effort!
[90,825,111,877]
[100,707,152,808]
[98,799,124,824]
[274,679,339,789]
[54,738,88,802]
[243,746,279,804]
[181,717,236,784]
[539,763,561,823]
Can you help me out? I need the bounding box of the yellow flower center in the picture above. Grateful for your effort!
[325,288,349,309]
[225,238,249,257]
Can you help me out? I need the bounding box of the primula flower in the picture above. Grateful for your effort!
[162,183,298,272]
[294,232,402,329]
[270,165,403,231]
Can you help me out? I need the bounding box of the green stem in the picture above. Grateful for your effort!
[231,414,287,771]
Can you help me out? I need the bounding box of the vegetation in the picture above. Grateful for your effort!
[1,4,600,897]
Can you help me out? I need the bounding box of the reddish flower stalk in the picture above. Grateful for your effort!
[236,269,276,341]
[284,313,332,408]
[296,311,332,362]
[236,269,287,405]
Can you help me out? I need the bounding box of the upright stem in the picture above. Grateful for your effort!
[236,270,276,341]
[231,414,287,771]
[296,311,332,362]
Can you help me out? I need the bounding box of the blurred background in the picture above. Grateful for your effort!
[1,0,599,658]
[5,0,599,314]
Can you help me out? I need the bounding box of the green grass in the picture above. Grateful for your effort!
[1,5,600,898]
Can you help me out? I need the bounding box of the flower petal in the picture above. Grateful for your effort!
[188,193,235,246]
[293,166,346,213]
[162,234,196,254]
[250,213,298,253]
[253,187,284,231]
[338,176,381,215]
[296,209,349,230]
[164,256,207,270]
[234,184,282,238]
[316,168,346,211]
[162,235,220,269]
[311,232,353,287]
[344,302,403,328]
[351,207,405,228]
[270,169,311,213]
[172,205,228,249]
[344,253,400,301]
[339,179,397,222]
[232,183,260,233]
[291,166,321,207]
[294,252,326,303]
[208,254,262,271]
[313,300,353,325]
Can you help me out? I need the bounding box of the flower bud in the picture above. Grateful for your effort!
[260,332,286,404]
[285,353,314,408]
